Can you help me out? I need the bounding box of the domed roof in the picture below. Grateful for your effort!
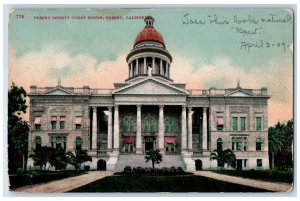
[133,16,166,48]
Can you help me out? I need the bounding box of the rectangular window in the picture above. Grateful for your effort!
[217,117,224,131]
[232,117,238,131]
[256,139,262,151]
[51,116,57,130]
[75,116,82,130]
[34,116,42,130]
[256,117,262,131]
[76,124,81,130]
[60,116,66,129]
[244,159,247,167]
[60,121,65,129]
[240,117,246,131]
[51,122,57,130]
[257,159,263,167]
[35,124,41,130]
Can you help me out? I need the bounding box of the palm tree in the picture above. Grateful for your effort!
[145,149,163,170]
[67,149,92,171]
[210,149,236,170]
[268,122,286,169]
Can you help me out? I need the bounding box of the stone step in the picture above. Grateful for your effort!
[115,154,185,172]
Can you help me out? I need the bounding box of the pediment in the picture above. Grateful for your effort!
[225,89,254,97]
[44,87,72,95]
[113,78,189,95]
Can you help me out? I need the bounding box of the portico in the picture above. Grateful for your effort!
[89,103,209,156]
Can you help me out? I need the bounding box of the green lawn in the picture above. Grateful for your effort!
[69,175,271,192]
[9,171,86,189]
[211,170,293,183]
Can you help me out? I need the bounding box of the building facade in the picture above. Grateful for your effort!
[27,16,270,171]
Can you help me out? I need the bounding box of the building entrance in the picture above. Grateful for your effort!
[144,137,154,152]
[236,159,243,170]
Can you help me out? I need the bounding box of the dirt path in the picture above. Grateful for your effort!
[193,171,293,192]
[11,171,114,193]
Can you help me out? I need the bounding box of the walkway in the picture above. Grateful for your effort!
[193,171,293,192]
[12,171,114,193]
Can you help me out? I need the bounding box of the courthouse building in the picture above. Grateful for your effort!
[27,16,270,171]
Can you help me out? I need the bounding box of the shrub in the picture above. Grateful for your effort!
[16,168,24,176]
[153,168,160,174]
[124,166,132,173]
[136,167,145,174]
[161,167,170,174]
[144,167,152,173]
[170,166,176,174]
[268,168,279,178]
[84,165,90,171]
[176,167,184,174]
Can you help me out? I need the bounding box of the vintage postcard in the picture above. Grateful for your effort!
[7,7,293,193]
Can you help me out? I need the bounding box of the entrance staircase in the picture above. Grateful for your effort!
[114,154,185,172]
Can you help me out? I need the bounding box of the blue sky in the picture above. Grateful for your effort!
[8,8,293,125]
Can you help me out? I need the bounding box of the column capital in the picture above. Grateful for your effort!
[92,106,97,110]
[108,106,113,112]
[114,105,119,110]
[137,105,141,111]
[188,107,193,112]
[203,107,208,112]
[182,105,186,111]
[159,105,164,109]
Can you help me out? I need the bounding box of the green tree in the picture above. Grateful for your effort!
[49,147,69,170]
[67,149,92,171]
[29,146,54,170]
[8,83,29,172]
[145,149,163,170]
[268,122,286,169]
[269,120,293,169]
[210,149,236,170]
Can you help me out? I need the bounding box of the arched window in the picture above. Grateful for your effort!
[76,137,82,151]
[144,119,149,132]
[256,138,262,151]
[63,136,67,150]
[217,138,223,152]
[123,118,128,132]
[150,118,154,132]
[35,136,42,150]
[165,119,169,132]
[130,119,134,132]
[170,118,175,132]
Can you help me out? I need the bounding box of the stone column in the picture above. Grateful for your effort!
[167,63,170,77]
[107,106,113,152]
[113,105,119,153]
[188,107,193,152]
[152,57,155,74]
[129,63,132,77]
[158,105,164,153]
[136,105,142,154]
[143,57,146,74]
[181,106,187,153]
[92,106,97,150]
[160,59,163,76]
[202,107,208,150]
[135,59,138,75]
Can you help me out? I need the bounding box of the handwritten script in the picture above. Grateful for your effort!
[182,13,293,54]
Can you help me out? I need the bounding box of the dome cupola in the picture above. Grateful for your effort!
[134,16,166,49]
[126,16,172,82]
